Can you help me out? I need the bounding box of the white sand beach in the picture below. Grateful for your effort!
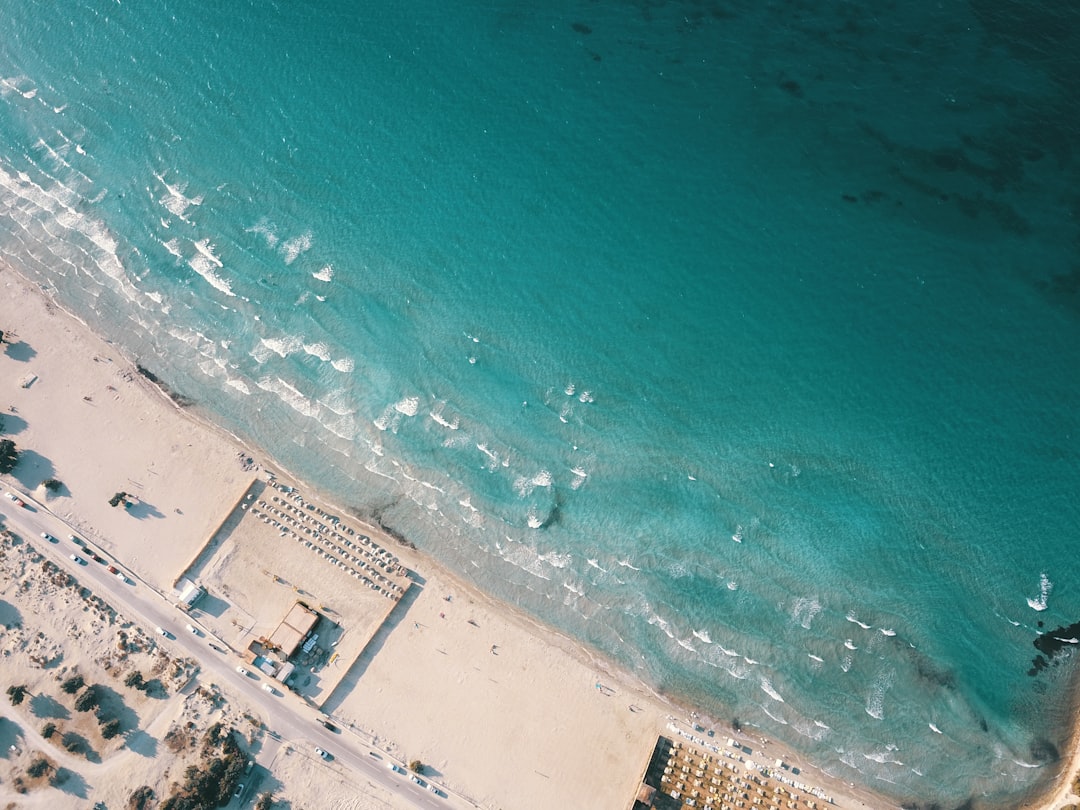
[5,264,1074,809]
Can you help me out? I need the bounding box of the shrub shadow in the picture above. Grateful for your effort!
[11,448,55,491]
[30,693,70,720]
[0,716,23,757]
[0,598,23,629]
[93,683,140,732]
[126,499,164,520]
[4,340,36,362]
[0,412,27,435]
[51,766,89,798]
[124,728,158,758]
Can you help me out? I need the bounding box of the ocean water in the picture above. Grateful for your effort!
[3,0,1080,804]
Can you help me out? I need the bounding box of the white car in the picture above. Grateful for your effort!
[115,572,128,583]
[41,532,58,543]
[261,683,275,695]
[314,747,330,760]
[185,623,199,635]
[155,626,171,638]
[236,666,248,676]
[69,554,86,565]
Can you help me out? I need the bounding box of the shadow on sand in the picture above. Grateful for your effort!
[126,499,165,520]
[124,728,158,758]
[0,411,27,434]
[52,766,89,798]
[319,572,426,714]
[4,340,36,363]
[0,598,23,629]
[11,448,55,491]
[30,693,70,721]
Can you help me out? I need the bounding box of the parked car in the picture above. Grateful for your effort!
[389,763,403,773]
[314,747,331,760]
[69,554,86,565]
[185,623,199,635]
[236,666,248,676]
[107,565,119,574]
[91,554,106,564]
[261,683,275,695]
[41,532,58,543]
[115,572,128,583]
[4,492,25,507]
[155,626,171,638]
[319,719,339,733]
[68,534,84,545]
[233,783,244,799]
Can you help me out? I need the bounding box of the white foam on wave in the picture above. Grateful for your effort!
[846,612,872,630]
[761,677,785,703]
[844,639,858,651]
[618,559,640,571]
[586,558,607,573]
[161,237,184,260]
[155,172,203,220]
[1027,572,1052,611]
[245,218,279,249]
[279,230,312,265]
[526,506,545,529]
[791,596,822,630]
[331,356,354,373]
[646,605,675,639]
[252,334,303,363]
[303,341,331,362]
[312,264,333,282]
[394,396,419,416]
[570,466,588,490]
[0,162,139,300]
[808,653,824,663]
[879,628,896,637]
[693,629,712,644]
[677,637,696,652]
[929,722,942,734]
[256,376,319,419]
[759,704,788,725]
[226,378,251,395]
[863,750,903,766]
[193,238,223,267]
[514,469,553,498]
[562,579,585,598]
[188,253,234,297]
[429,405,460,430]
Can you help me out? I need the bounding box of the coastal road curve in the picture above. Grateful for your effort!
[0,493,460,810]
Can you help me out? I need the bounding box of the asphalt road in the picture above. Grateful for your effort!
[1,488,462,810]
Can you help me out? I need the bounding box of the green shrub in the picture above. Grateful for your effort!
[73,684,100,713]
[60,674,84,694]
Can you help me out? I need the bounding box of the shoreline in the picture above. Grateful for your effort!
[2,262,1076,809]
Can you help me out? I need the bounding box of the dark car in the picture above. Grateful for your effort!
[321,720,339,733]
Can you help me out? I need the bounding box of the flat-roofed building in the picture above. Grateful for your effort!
[268,601,319,658]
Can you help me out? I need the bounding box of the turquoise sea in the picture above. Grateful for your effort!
[3,1,1079,805]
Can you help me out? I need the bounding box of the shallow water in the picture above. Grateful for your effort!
[3,1,1080,803]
